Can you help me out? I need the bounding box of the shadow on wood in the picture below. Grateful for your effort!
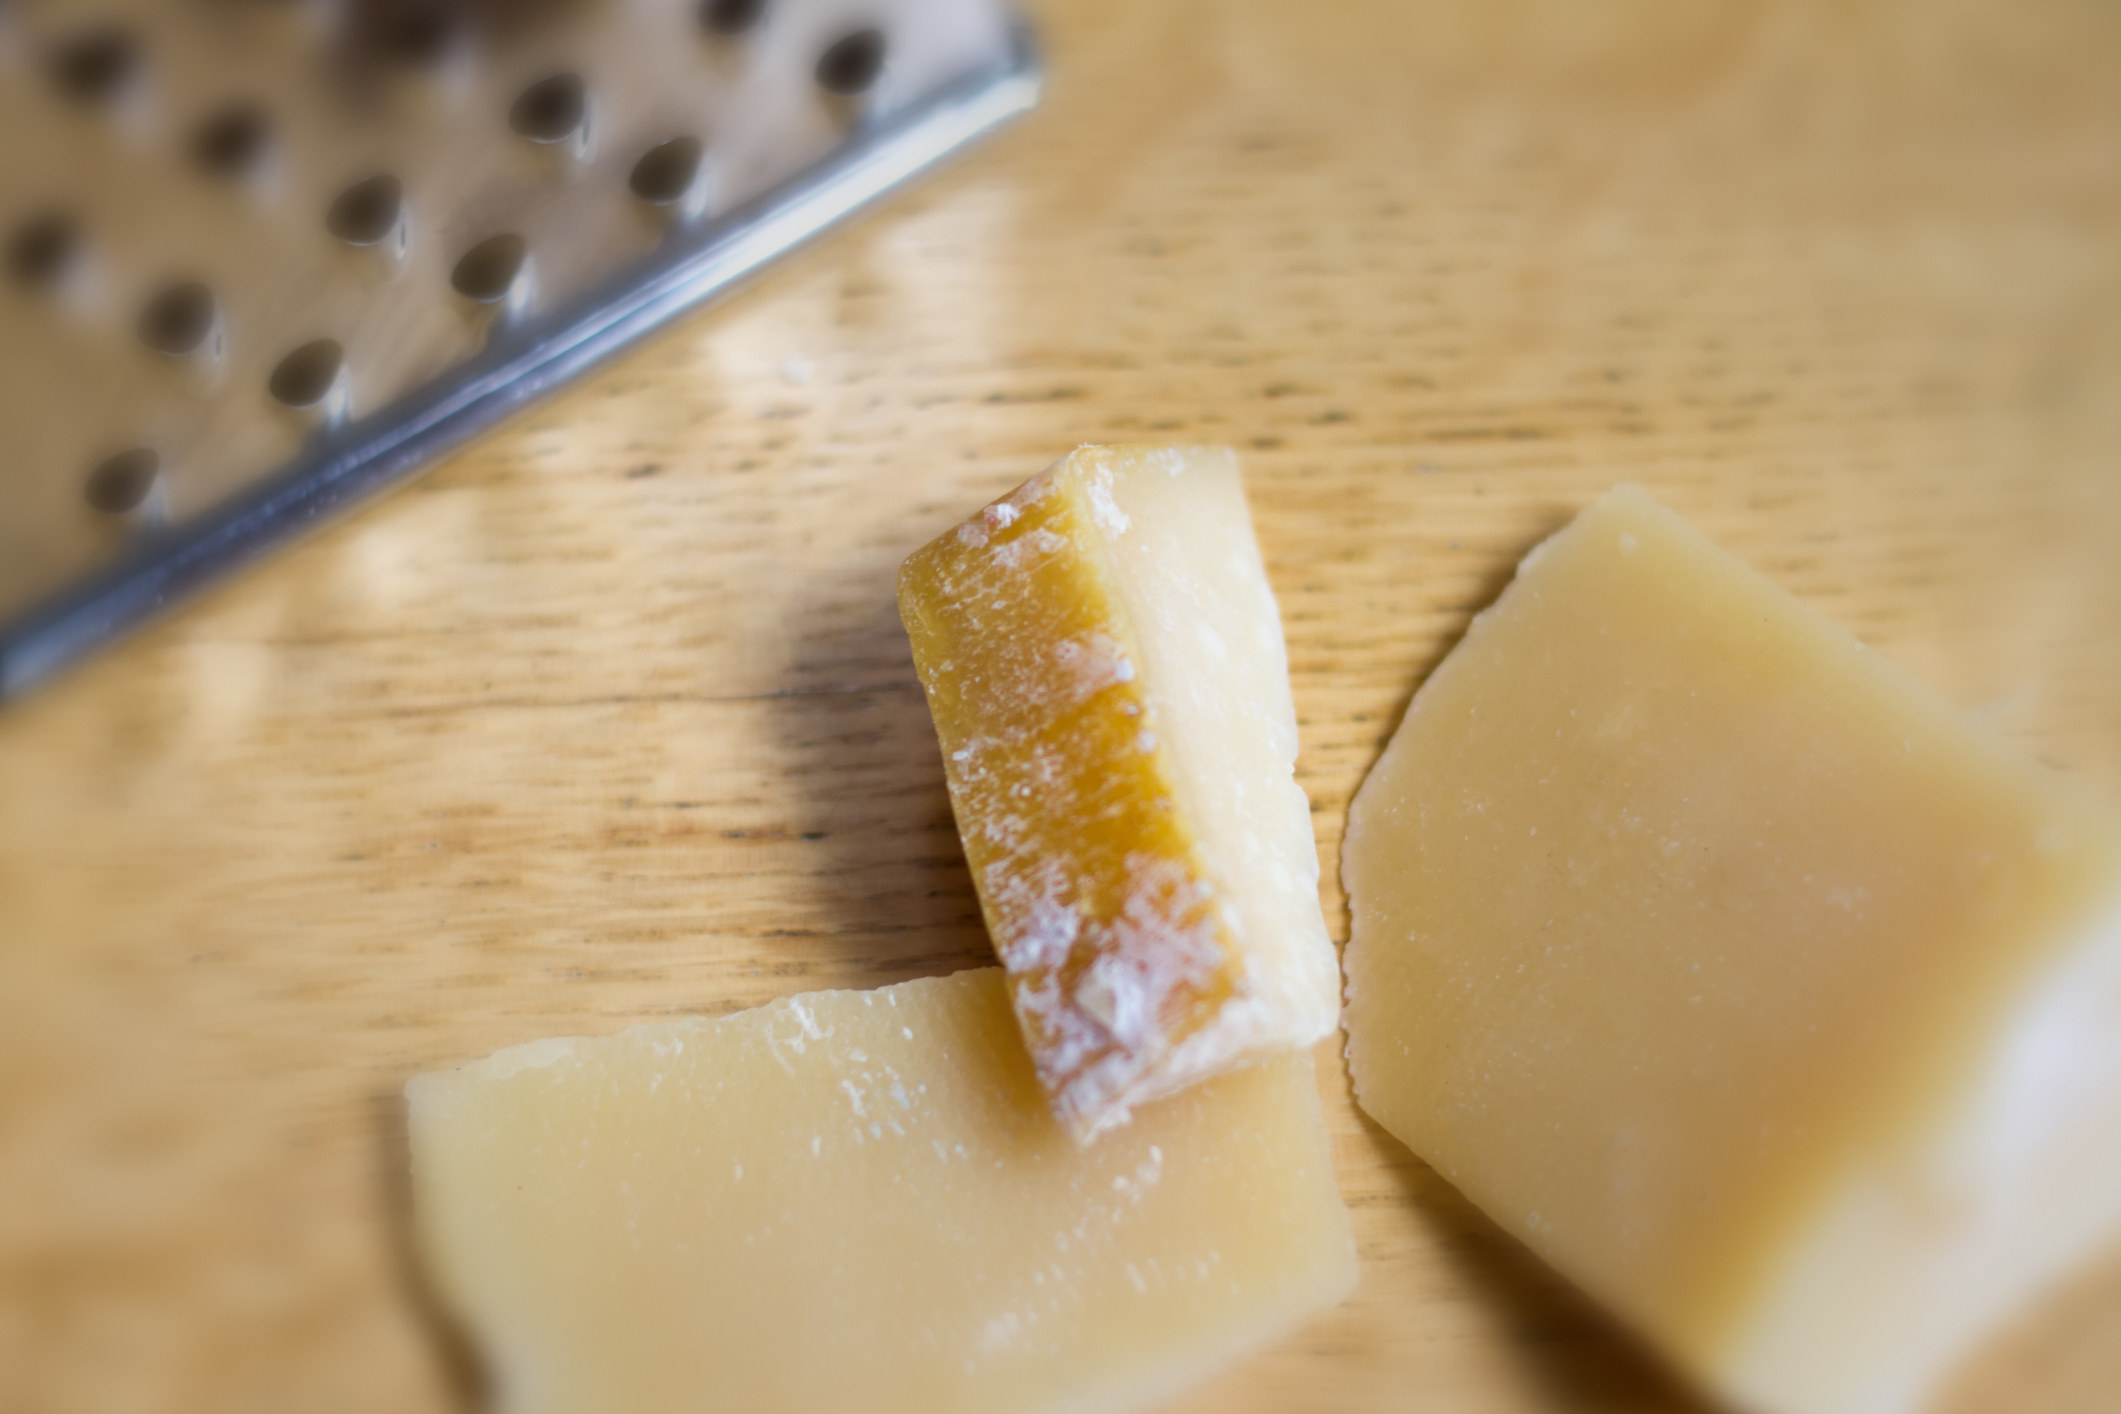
[370,1090,490,1414]
[762,557,995,988]
[1348,1103,1709,1413]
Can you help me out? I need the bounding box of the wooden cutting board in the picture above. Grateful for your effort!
[4,1,2119,1409]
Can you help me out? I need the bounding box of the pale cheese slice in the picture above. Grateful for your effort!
[1342,485,2121,1414]
[409,969,1356,1414]
[899,446,1339,1137]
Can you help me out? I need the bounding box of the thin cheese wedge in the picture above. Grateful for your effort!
[408,969,1356,1414]
[1342,485,2121,1414]
[899,446,1339,1137]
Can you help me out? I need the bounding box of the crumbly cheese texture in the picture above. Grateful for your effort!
[899,446,1339,1137]
[1342,486,2121,1414]
[408,970,1356,1414]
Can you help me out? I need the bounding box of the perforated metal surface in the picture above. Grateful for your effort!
[0,0,1037,696]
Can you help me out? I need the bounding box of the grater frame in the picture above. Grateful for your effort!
[0,18,1040,701]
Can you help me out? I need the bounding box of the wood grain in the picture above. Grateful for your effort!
[4,0,2120,1410]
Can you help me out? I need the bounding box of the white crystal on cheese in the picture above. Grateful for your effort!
[900,447,1339,1136]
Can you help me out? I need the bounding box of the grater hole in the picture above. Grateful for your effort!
[191,103,272,180]
[630,137,702,205]
[51,27,142,107]
[137,282,218,358]
[376,0,458,67]
[269,338,345,408]
[509,72,586,144]
[7,211,82,290]
[815,28,885,97]
[326,174,403,246]
[700,0,768,36]
[85,448,160,516]
[452,233,527,303]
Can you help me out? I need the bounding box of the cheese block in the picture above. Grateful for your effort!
[899,446,1339,1137]
[408,969,1356,1414]
[1342,486,2121,1414]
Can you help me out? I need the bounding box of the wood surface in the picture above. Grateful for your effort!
[5,0,2121,1410]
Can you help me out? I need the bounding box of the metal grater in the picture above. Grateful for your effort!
[0,0,1038,698]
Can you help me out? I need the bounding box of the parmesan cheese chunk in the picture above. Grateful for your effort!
[1343,486,2121,1414]
[899,446,1339,1137]
[408,969,1355,1414]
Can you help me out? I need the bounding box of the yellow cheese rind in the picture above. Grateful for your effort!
[900,446,1337,1136]
[1342,485,2121,1414]
[408,969,1356,1414]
